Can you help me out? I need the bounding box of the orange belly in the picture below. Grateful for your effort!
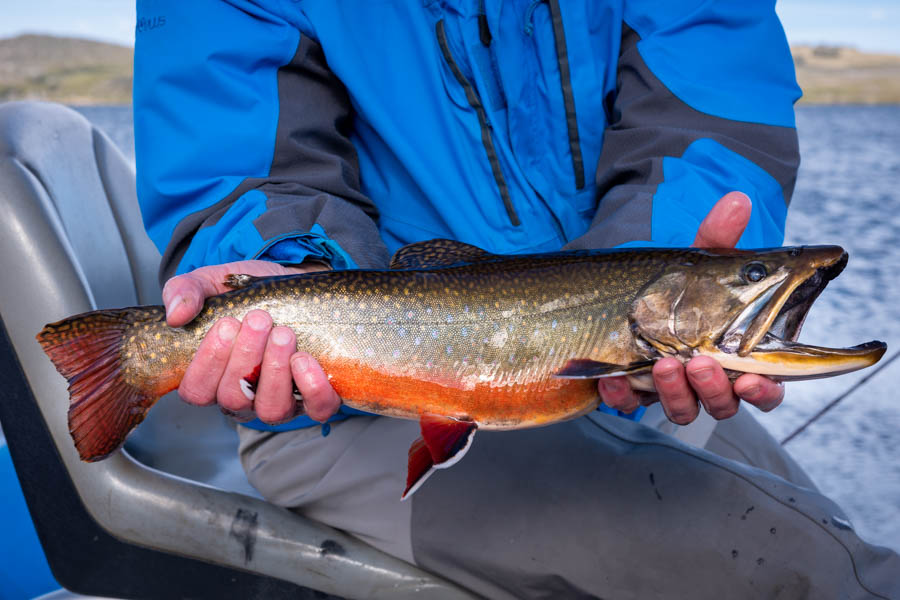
[320,357,600,429]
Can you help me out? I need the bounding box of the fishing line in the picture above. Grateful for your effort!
[781,348,900,445]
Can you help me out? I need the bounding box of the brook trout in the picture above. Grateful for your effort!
[37,240,886,497]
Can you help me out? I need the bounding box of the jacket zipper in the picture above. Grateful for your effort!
[436,19,521,227]
[526,0,585,191]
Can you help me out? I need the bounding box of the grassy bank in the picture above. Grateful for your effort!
[0,34,132,104]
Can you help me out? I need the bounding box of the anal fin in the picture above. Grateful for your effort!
[553,358,655,379]
[402,414,477,500]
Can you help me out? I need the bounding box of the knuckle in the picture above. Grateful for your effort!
[607,396,636,411]
[300,379,331,405]
[262,355,290,378]
[599,379,631,403]
[178,384,214,407]
[303,387,338,418]
[709,403,739,420]
[660,386,692,406]
[231,337,266,363]
[700,388,734,408]
[668,407,697,425]
[757,399,783,413]
[602,397,625,409]
[306,401,337,423]
[217,382,253,412]
[256,401,292,424]
[662,392,698,423]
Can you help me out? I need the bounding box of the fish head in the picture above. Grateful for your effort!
[630,246,886,380]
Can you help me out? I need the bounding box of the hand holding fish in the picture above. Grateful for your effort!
[165,193,781,429]
[598,192,785,422]
[161,260,341,424]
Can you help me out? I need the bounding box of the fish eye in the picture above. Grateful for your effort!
[742,262,768,283]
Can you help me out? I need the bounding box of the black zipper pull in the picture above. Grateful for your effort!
[478,13,492,47]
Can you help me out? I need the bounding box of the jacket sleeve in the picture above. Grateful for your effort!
[134,0,390,284]
[565,2,802,251]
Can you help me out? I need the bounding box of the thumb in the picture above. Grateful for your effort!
[162,275,208,327]
[162,267,229,327]
[692,192,752,249]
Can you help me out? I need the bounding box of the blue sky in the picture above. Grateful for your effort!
[1,0,899,53]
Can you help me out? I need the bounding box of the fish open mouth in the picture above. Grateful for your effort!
[708,247,886,380]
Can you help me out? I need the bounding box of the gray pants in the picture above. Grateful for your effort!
[239,408,898,599]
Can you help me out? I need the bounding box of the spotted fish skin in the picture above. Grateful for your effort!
[39,240,881,492]
[208,251,662,429]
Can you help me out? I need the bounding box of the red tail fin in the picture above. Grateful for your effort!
[37,308,164,461]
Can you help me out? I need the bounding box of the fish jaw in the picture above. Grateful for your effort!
[697,338,887,381]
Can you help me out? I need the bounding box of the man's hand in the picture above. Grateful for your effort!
[162,260,342,424]
[598,192,785,423]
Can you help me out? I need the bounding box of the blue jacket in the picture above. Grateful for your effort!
[134,0,801,430]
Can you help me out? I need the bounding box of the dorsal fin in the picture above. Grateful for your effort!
[390,239,496,270]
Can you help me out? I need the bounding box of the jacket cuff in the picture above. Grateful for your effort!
[254,224,357,270]
[597,403,647,422]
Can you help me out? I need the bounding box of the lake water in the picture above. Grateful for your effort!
[74,104,900,553]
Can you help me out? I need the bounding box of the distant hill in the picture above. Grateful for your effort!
[793,45,900,104]
[0,34,132,104]
[1,34,899,106]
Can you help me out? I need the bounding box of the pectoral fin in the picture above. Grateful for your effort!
[402,415,477,500]
[553,359,655,379]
